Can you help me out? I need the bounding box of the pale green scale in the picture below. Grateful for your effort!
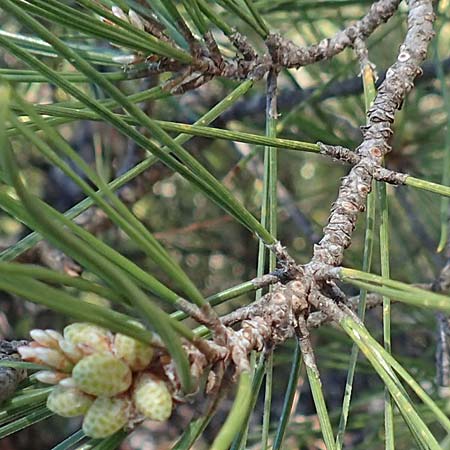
[82,397,130,438]
[114,333,153,371]
[72,353,132,396]
[46,386,93,417]
[63,322,111,353]
[132,373,172,421]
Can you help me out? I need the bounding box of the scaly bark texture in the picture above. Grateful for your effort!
[309,0,435,268]
[0,340,28,403]
[266,0,401,68]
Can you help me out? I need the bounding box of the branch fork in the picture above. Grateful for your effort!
[179,0,436,397]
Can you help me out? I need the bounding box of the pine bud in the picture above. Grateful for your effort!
[59,377,77,388]
[36,347,73,372]
[35,370,69,385]
[18,345,73,372]
[58,339,83,364]
[82,396,130,438]
[114,333,153,371]
[29,329,62,349]
[72,353,132,396]
[132,373,172,421]
[46,386,93,417]
[63,323,112,354]
[45,329,65,345]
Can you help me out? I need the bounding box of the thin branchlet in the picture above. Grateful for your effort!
[266,0,401,68]
[122,0,402,90]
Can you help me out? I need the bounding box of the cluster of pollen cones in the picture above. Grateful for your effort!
[18,323,173,438]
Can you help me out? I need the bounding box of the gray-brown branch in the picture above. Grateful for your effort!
[308,0,435,269]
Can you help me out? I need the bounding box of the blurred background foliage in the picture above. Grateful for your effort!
[0,0,450,449]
